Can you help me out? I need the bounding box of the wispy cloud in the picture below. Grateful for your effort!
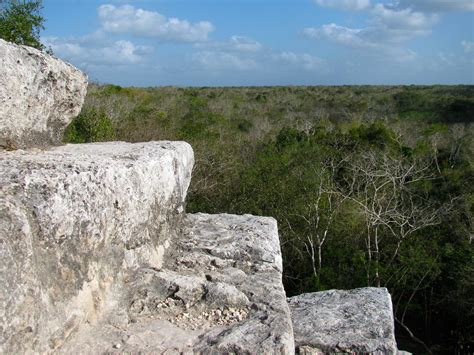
[43,35,152,67]
[273,52,326,71]
[461,40,474,53]
[304,2,439,62]
[303,23,418,62]
[313,0,371,11]
[192,51,259,71]
[304,24,370,48]
[396,0,474,12]
[192,34,326,73]
[371,4,439,39]
[98,4,214,42]
[195,36,263,53]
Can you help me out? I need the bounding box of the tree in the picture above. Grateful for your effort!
[341,149,443,287]
[0,0,45,50]
[291,156,349,286]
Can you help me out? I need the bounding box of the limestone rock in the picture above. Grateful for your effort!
[0,39,88,149]
[0,141,194,353]
[58,213,295,354]
[288,288,398,354]
[182,213,294,354]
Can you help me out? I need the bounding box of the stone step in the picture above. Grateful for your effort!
[288,288,398,354]
[0,141,194,353]
[58,213,295,354]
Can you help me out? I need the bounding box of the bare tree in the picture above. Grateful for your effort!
[292,157,349,284]
[341,150,443,287]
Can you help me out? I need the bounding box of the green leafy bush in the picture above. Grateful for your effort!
[63,108,115,143]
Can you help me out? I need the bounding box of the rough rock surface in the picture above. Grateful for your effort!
[0,39,88,149]
[0,141,194,353]
[58,213,295,354]
[288,288,398,354]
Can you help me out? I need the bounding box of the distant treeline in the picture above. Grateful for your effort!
[65,85,474,354]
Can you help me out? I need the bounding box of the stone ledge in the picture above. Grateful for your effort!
[0,141,194,353]
[288,287,398,355]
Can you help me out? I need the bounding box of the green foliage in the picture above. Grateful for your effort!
[275,127,306,148]
[442,98,474,123]
[422,123,448,136]
[0,0,45,50]
[349,120,397,149]
[101,84,128,95]
[234,118,253,132]
[63,108,115,143]
[394,88,431,112]
[399,110,436,121]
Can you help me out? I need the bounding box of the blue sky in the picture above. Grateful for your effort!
[42,0,474,86]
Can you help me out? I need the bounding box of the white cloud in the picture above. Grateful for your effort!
[371,4,438,32]
[304,24,371,48]
[192,35,263,71]
[315,0,473,12]
[313,0,370,11]
[192,35,326,74]
[462,40,474,53]
[98,4,214,42]
[396,0,474,12]
[303,2,439,63]
[228,36,263,52]
[303,23,417,62]
[195,36,263,53]
[273,52,325,71]
[192,51,258,71]
[43,36,152,67]
[305,3,437,47]
[364,4,439,42]
[424,51,474,74]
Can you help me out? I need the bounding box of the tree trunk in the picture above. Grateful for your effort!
[374,226,380,287]
[366,223,372,287]
[317,243,322,277]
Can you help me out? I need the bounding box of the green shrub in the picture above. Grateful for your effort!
[235,118,253,132]
[63,108,115,143]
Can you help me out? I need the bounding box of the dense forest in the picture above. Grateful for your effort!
[65,85,474,354]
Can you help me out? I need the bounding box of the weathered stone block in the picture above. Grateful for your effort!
[57,213,295,354]
[288,287,398,354]
[184,213,294,354]
[0,39,88,149]
[0,141,194,353]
